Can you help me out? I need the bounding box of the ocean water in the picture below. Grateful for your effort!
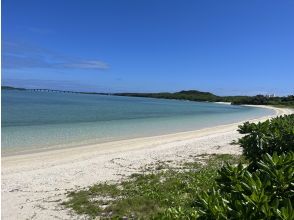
[2,90,274,155]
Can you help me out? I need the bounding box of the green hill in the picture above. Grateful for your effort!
[115,90,221,102]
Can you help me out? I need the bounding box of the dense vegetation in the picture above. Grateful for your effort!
[159,153,293,219]
[237,114,294,169]
[115,91,294,107]
[115,90,220,102]
[63,114,294,219]
[167,115,294,219]
[1,86,26,90]
[227,95,294,107]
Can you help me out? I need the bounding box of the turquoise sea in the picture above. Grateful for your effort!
[2,90,274,155]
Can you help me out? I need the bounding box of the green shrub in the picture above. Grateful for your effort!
[237,114,294,169]
[193,152,294,220]
[155,153,293,219]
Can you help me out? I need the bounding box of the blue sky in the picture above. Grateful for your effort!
[2,0,294,95]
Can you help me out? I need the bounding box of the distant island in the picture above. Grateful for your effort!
[2,86,27,91]
[114,90,294,107]
[2,86,294,107]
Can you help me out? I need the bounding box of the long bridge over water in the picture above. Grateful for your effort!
[2,86,111,95]
[27,89,77,93]
[26,88,111,95]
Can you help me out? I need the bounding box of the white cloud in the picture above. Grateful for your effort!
[64,60,109,69]
[2,41,109,71]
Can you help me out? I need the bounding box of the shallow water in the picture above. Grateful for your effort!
[2,90,274,155]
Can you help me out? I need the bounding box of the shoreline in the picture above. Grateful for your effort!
[1,104,277,157]
[2,105,278,160]
[2,105,293,219]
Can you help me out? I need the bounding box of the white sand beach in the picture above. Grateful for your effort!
[1,106,293,220]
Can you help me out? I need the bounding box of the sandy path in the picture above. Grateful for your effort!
[1,106,292,220]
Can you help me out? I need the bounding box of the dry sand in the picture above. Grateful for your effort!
[1,106,293,220]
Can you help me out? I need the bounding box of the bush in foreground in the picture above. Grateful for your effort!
[237,114,294,169]
[189,152,294,220]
